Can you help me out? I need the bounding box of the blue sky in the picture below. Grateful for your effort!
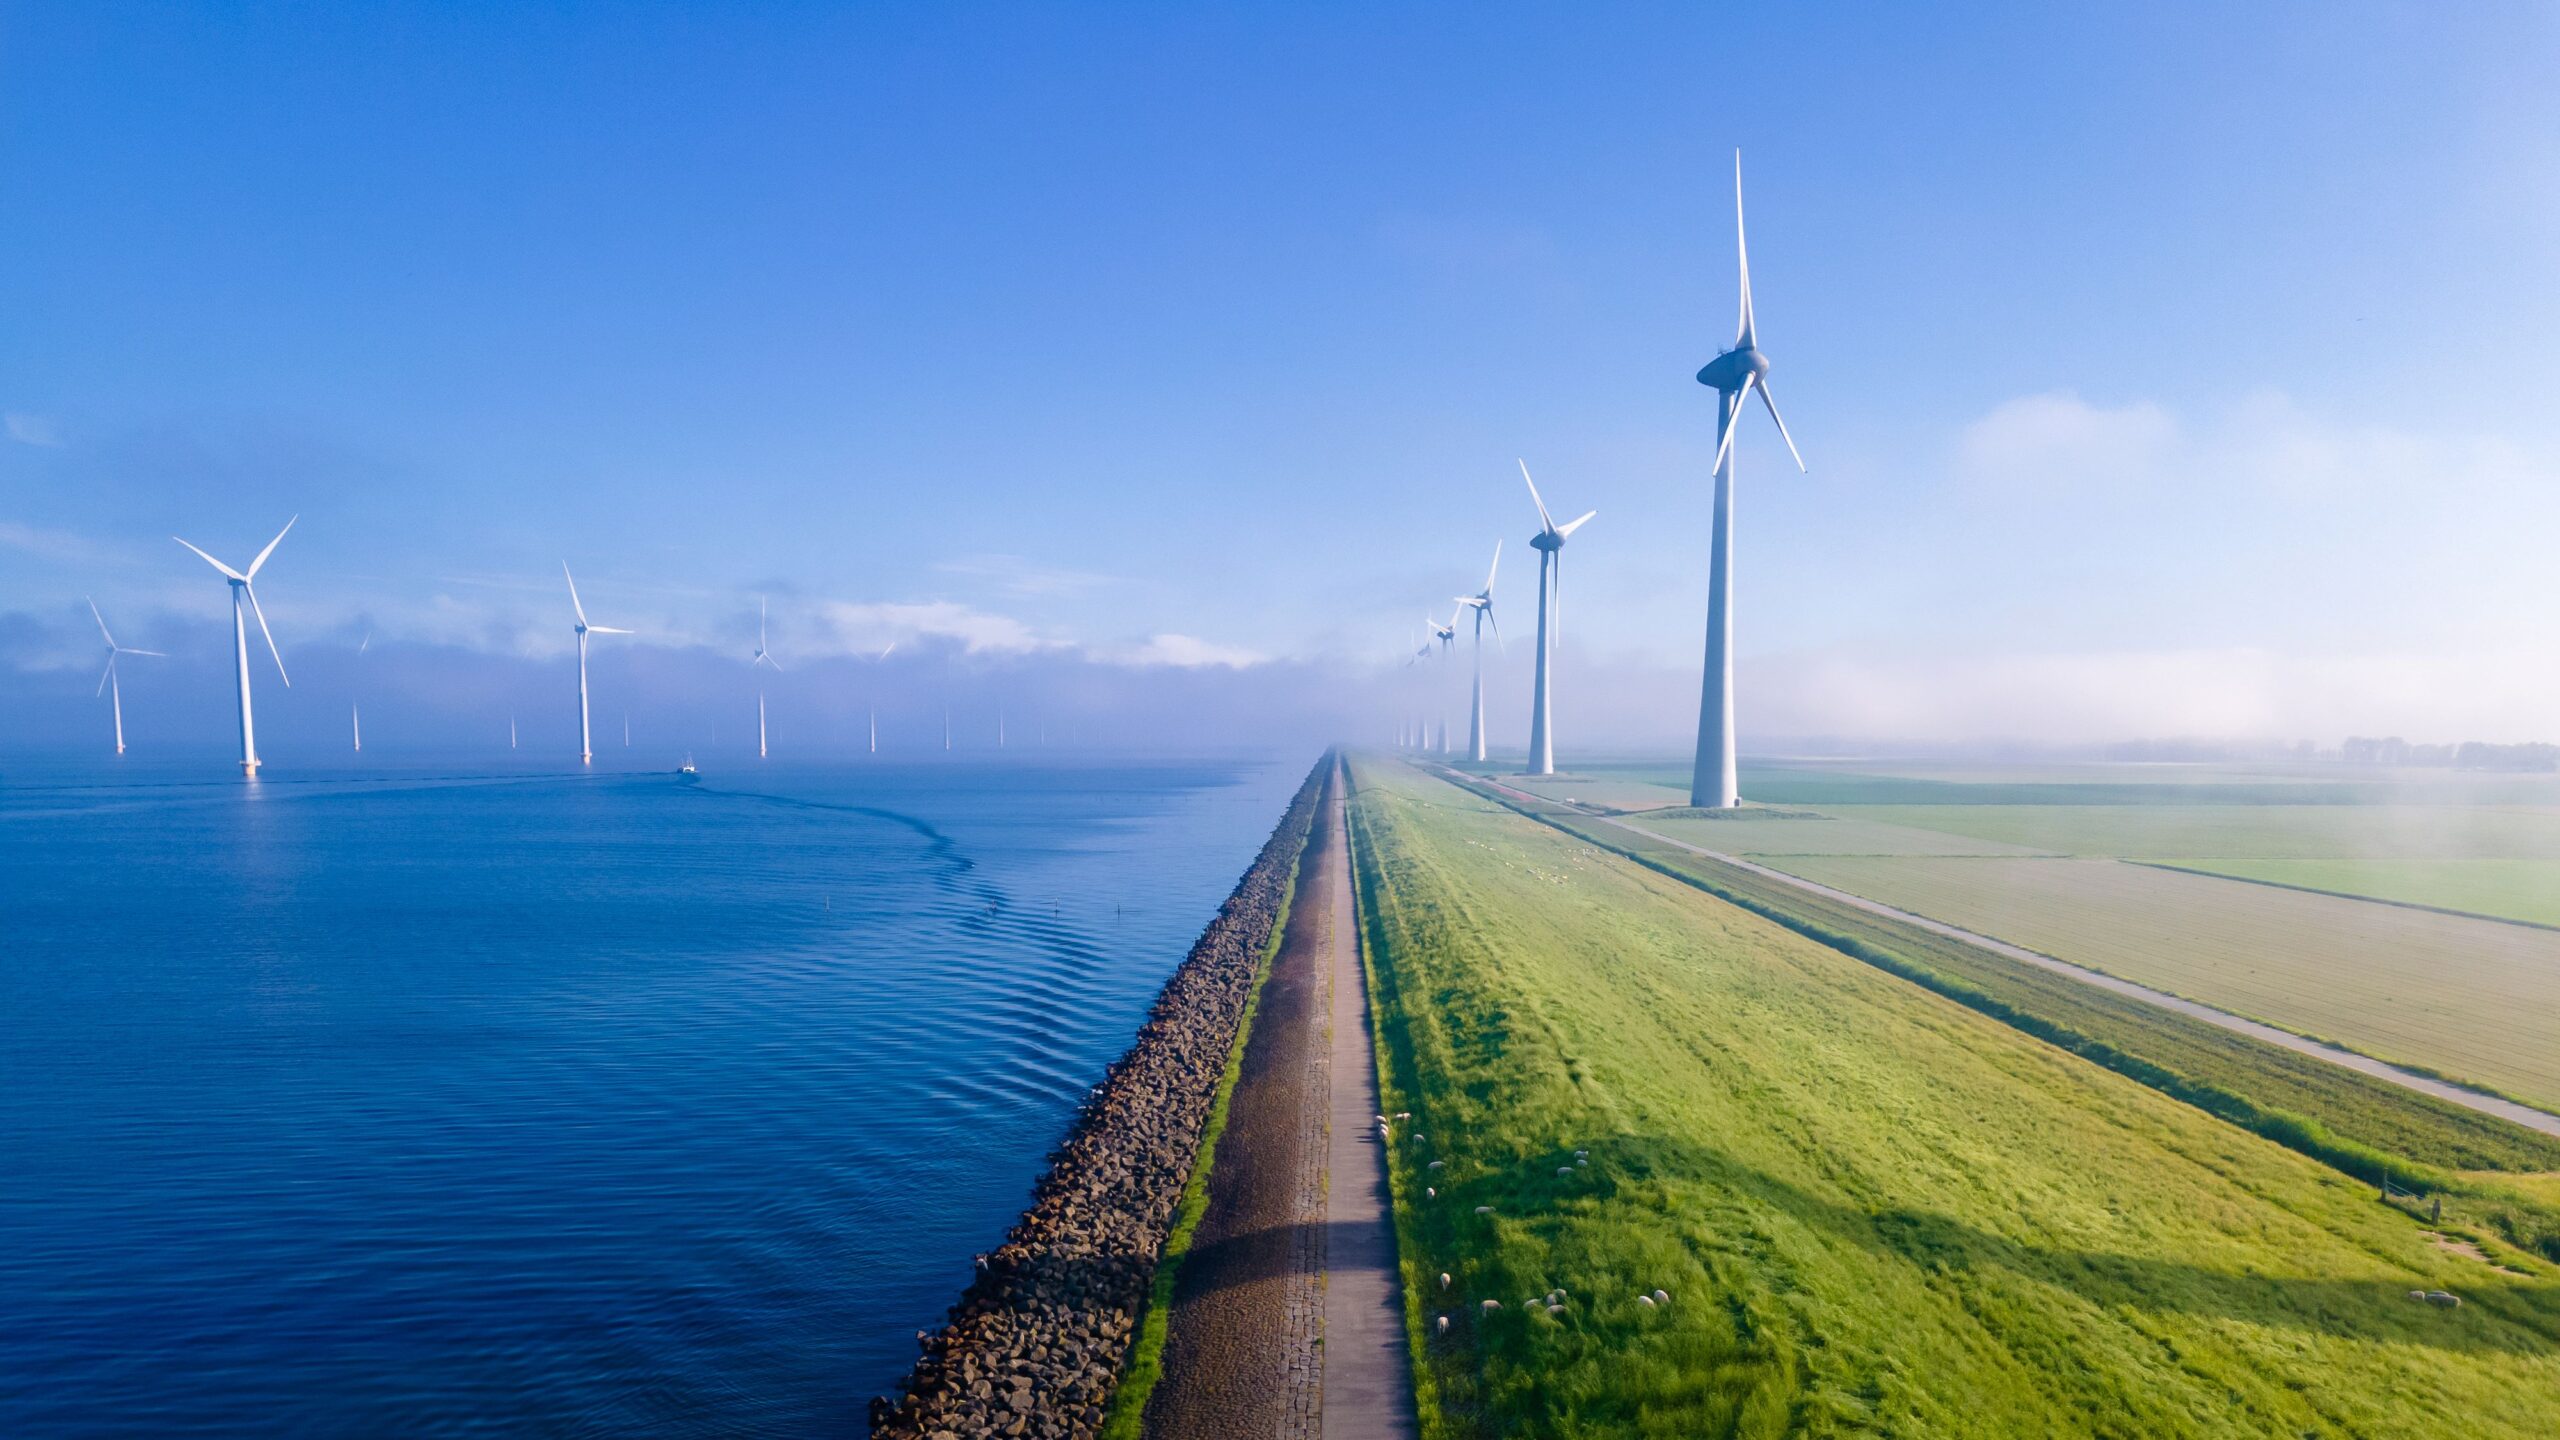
[5,2,2558,755]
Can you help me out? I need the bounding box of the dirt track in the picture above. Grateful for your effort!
[1138,763,1336,1438]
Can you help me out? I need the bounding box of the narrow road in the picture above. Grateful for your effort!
[1448,766,2560,1141]
[1142,757,1418,1440]
[1320,760,1419,1440]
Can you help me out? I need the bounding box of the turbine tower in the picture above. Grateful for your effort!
[88,599,165,756]
[1454,543,1502,763]
[1690,152,1806,808]
[174,517,295,775]
[563,563,632,766]
[1427,611,1457,754]
[352,631,369,755]
[1519,461,1597,776]
[751,596,782,759]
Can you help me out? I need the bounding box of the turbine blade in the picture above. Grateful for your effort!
[88,597,116,647]
[1758,377,1807,472]
[1557,509,1598,538]
[245,584,289,686]
[1486,539,1501,592]
[1518,459,1555,532]
[1734,150,1755,348]
[245,515,297,579]
[1710,375,1756,474]
[123,648,167,658]
[174,537,248,582]
[98,656,114,697]
[878,641,897,661]
[587,625,633,635]
[562,562,588,627]
[1487,605,1503,653]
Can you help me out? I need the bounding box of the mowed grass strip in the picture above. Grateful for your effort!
[2154,857,2560,930]
[1641,810,2046,858]
[1349,759,2560,1440]
[1764,855,2560,1110]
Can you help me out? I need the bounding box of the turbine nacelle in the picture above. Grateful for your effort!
[1695,344,1770,392]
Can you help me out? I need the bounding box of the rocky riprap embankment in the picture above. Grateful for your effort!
[868,756,1328,1440]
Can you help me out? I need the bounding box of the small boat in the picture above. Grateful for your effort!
[676,755,700,782]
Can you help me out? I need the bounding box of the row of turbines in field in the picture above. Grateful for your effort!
[88,538,969,772]
[1398,153,1799,808]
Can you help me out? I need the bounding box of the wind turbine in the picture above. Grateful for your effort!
[563,563,632,766]
[1424,611,1458,753]
[88,599,165,757]
[1519,461,1596,776]
[352,631,369,755]
[1453,543,1503,763]
[751,596,782,759]
[174,517,295,775]
[1690,151,1806,808]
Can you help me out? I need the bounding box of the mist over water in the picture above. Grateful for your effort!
[0,754,1308,1436]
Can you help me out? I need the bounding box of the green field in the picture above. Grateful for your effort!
[1761,855,2560,1110]
[2157,858,2560,929]
[1350,759,2560,1438]
[1841,803,2560,862]
[1641,810,2046,857]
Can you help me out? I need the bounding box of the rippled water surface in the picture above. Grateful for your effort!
[0,754,1307,1436]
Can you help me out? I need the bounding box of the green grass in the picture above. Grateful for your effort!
[1641,810,2046,858]
[1351,758,2560,1438]
[1759,855,2560,1110]
[2153,857,2560,929]
[1842,803,2560,861]
[1097,822,1310,1440]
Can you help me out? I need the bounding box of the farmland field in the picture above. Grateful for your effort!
[1840,803,2560,862]
[2157,858,2560,929]
[1639,810,2045,857]
[1763,855,2560,1109]
[1350,758,2560,1438]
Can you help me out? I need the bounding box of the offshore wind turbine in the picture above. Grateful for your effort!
[1453,542,1502,763]
[1519,461,1596,776]
[174,517,295,775]
[88,599,165,756]
[562,563,633,766]
[751,596,782,759]
[352,631,369,755]
[1690,152,1807,808]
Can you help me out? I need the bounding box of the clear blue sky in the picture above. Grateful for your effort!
[5,2,2556,754]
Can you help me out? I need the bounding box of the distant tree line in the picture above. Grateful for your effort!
[2340,736,2560,771]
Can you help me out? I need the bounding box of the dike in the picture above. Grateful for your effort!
[868,753,1329,1440]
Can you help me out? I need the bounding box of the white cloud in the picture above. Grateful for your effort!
[0,521,107,563]
[810,599,1062,656]
[1105,632,1268,669]
[934,554,1120,598]
[5,413,62,447]
[1953,391,2176,494]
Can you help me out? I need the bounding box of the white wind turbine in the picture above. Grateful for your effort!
[1519,461,1596,776]
[1453,542,1502,763]
[174,517,296,775]
[751,596,782,759]
[352,631,369,755]
[563,563,633,766]
[88,599,166,757]
[1426,611,1457,752]
[1690,151,1806,808]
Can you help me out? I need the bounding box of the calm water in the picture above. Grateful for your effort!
[0,754,1307,1436]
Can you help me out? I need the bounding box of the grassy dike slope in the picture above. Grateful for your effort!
[1347,759,2560,1439]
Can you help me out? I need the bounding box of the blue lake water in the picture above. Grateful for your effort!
[0,753,1308,1436]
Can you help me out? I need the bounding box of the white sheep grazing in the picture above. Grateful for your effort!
[1474,1206,1494,1215]
[1652,1289,1670,1304]
[1395,1111,1412,1120]
[1481,1299,1502,1311]
[1547,1304,1566,1317]
[2408,1289,2427,1302]
[1375,1114,1388,1126]
[1575,1149,1589,1158]
[1436,1315,1449,1335]
[1636,1294,1656,1308]
[1546,1290,1563,1304]
[1426,1186,1436,1198]
[1557,1166,1573,1176]
[1427,1160,1445,1170]
[1440,1272,1452,1290]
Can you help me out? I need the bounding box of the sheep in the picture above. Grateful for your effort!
[1547,1304,1566,1317]
[1481,1299,1502,1311]
[1395,1111,1412,1120]
[1652,1289,1670,1304]
[1436,1315,1449,1335]
[1577,1158,1588,1168]
[1428,1160,1445,1170]
[1574,1149,1589,1158]
[1557,1166,1574,1176]
[1375,1114,1388,1126]
[1426,1187,1436,1198]
[2408,1289,2428,1302]
[1636,1294,1656,1307]
[1440,1272,1452,1290]
[1546,1290,1564,1304]
[2426,1291,2463,1309]
[1474,1206,1494,1215]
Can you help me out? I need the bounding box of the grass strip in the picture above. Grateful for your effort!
[1432,765,2560,1263]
